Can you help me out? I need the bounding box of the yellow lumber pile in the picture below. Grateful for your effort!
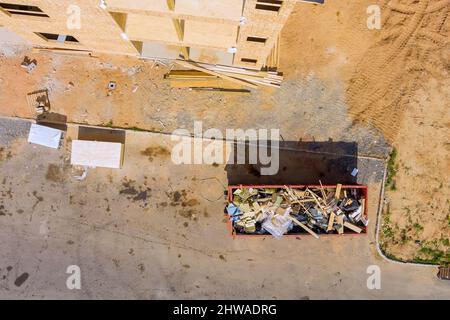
[170,60,284,91]
[164,70,246,90]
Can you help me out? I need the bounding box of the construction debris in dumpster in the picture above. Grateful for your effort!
[226,184,367,238]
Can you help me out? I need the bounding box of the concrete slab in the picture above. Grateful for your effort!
[0,118,448,299]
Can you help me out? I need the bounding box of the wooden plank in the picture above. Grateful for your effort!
[166,70,216,78]
[344,221,363,233]
[168,78,244,89]
[360,197,365,218]
[289,216,319,239]
[200,63,283,79]
[175,60,258,89]
[308,190,326,211]
[166,0,175,11]
[327,212,335,232]
[33,47,93,57]
[276,35,281,67]
[208,67,283,81]
[165,1,189,59]
[336,215,344,234]
[212,70,282,84]
[319,180,327,200]
[335,184,342,199]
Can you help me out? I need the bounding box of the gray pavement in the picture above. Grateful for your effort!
[0,117,448,299]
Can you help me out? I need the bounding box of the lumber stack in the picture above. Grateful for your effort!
[198,63,283,88]
[265,36,281,69]
[169,60,284,91]
[164,70,247,91]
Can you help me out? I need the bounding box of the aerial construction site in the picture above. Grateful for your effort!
[0,0,449,304]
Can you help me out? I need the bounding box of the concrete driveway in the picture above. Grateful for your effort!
[0,117,448,299]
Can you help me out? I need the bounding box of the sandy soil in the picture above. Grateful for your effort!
[380,76,450,264]
[347,0,450,141]
[350,0,450,264]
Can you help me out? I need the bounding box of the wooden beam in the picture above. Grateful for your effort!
[336,215,344,234]
[327,212,335,232]
[172,19,189,59]
[168,78,244,90]
[166,0,175,11]
[175,60,258,89]
[165,0,189,59]
[165,70,216,78]
[289,216,319,239]
[335,184,342,199]
[344,221,363,233]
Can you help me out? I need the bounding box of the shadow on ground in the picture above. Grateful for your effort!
[225,141,358,185]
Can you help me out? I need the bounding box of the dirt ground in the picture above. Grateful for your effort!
[0,0,449,298]
[352,0,450,264]
[284,0,450,264]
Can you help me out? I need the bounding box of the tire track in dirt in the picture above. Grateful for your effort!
[346,0,449,141]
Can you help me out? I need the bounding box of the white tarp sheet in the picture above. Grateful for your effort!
[71,140,123,169]
[27,123,62,149]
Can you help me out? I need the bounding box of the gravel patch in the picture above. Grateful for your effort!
[0,117,31,146]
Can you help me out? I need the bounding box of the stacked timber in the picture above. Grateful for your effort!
[164,70,247,91]
[168,60,284,91]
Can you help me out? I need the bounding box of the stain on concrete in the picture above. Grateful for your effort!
[179,209,198,221]
[0,147,12,162]
[1,188,13,199]
[173,191,182,202]
[0,202,11,216]
[45,164,63,182]
[133,190,149,202]
[119,180,139,196]
[182,199,199,207]
[14,272,29,287]
[31,191,43,210]
[141,146,170,161]
[166,190,199,209]
[119,179,151,207]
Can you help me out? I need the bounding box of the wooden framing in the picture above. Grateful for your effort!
[0,0,323,68]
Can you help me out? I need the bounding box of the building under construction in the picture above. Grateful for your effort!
[0,0,323,69]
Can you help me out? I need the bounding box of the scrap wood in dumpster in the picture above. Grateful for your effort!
[226,183,368,238]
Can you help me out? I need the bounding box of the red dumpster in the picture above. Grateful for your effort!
[226,184,368,238]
